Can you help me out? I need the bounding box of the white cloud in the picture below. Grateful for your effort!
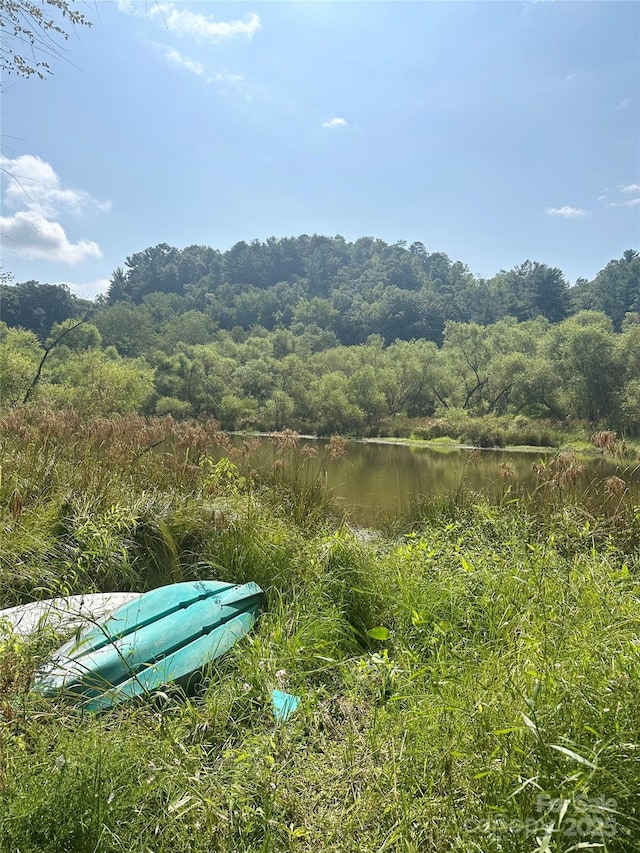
[211,71,244,86]
[208,70,250,96]
[119,2,260,42]
[545,205,587,218]
[599,184,640,208]
[64,278,111,299]
[0,155,109,264]
[615,97,631,110]
[159,7,260,41]
[564,72,587,84]
[322,117,348,128]
[0,210,102,264]
[161,45,206,77]
[156,44,248,93]
[0,154,111,218]
[607,197,640,208]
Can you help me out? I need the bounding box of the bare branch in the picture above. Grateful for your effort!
[23,315,87,404]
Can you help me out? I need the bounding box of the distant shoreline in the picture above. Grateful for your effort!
[230,431,638,458]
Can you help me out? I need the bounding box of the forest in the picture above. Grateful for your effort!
[1,237,639,438]
[2,238,640,850]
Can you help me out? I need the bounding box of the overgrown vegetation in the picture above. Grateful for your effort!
[2,241,639,439]
[2,308,640,441]
[1,410,639,851]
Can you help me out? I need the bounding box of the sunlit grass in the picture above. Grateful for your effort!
[1,407,639,851]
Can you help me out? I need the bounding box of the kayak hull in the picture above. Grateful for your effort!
[0,593,141,637]
[32,580,263,711]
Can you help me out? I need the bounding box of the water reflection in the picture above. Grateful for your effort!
[225,437,638,526]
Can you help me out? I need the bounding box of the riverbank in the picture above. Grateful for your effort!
[1,409,639,851]
[358,435,552,453]
[379,415,640,457]
[358,434,640,456]
[235,415,640,458]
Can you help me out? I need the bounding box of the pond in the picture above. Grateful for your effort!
[227,436,640,526]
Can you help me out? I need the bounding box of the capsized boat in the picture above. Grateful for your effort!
[0,593,141,637]
[32,580,263,712]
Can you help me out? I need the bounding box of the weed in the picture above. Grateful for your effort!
[1,408,639,851]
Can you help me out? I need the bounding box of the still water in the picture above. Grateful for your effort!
[227,437,638,526]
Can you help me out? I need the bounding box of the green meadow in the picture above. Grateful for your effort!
[1,410,639,852]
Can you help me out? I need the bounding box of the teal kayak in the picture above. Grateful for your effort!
[32,580,263,712]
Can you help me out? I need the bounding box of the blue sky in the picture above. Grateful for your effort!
[1,0,638,299]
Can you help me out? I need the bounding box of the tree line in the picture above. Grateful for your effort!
[103,238,639,344]
[2,312,639,437]
[1,237,639,436]
[3,237,639,349]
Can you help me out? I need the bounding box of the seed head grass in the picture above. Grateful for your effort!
[0,409,639,851]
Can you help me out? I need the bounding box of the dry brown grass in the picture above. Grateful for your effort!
[532,451,585,488]
[591,430,629,458]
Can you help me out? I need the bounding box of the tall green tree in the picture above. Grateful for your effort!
[94,302,157,357]
[381,339,439,417]
[310,372,365,435]
[573,250,640,330]
[489,261,569,323]
[542,312,621,423]
[0,280,81,340]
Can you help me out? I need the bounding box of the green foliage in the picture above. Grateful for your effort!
[0,0,92,79]
[488,260,570,323]
[94,301,157,357]
[45,349,155,414]
[311,372,366,435]
[620,378,640,432]
[543,312,621,424]
[572,249,640,330]
[0,280,84,340]
[92,238,632,349]
[412,412,564,448]
[3,244,639,435]
[5,243,637,355]
[47,319,102,352]
[0,322,44,406]
[1,411,640,851]
[2,308,640,433]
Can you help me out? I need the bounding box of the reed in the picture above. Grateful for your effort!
[1,407,639,851]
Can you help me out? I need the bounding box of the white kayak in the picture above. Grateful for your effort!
[0,593,142,637]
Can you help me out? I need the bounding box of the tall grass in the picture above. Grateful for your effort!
[1,407,639,851]
[245,429,349,528]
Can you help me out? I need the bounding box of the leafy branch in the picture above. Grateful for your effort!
[0,0,92,80]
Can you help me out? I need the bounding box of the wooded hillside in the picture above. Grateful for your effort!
[1,238,639,437]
